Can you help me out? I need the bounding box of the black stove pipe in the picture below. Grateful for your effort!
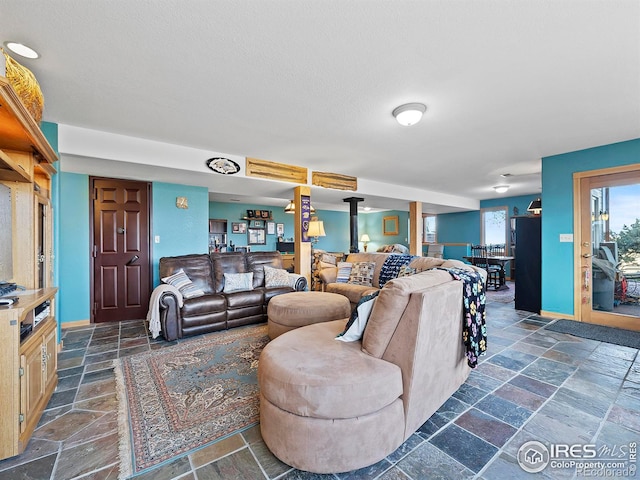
[343,197,364,253]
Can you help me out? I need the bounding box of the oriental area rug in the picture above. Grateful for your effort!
[114,324,269,479]
[485,281,515,303]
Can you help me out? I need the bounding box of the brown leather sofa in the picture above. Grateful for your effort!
[158,251,307,341]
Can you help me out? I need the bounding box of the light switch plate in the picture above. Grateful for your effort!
[559,234,573,242]
[155,236,160,243]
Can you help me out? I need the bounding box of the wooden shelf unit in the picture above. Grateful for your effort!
[0,76,57,290]
[0,75,58,460]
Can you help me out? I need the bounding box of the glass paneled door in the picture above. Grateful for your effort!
[577,166,640,331]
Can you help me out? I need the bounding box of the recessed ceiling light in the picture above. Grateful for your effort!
[363,207,371,211]
[3,41,40,59]
[392,103,426,126]
[493,185,510,194]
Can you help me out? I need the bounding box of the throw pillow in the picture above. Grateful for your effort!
[379,254,415,287]
[336,262,353,283]
[348,261,376,286]
[223,272,254,293]
[397,265,418,278]
[336,291,380,342]
[161,269,205,299]
[320,253,338,265]
[264,265,291,288]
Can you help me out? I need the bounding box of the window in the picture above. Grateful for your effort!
[422,214,437,243]
[481,207,507,246]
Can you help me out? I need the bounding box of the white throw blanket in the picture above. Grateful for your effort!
[146,284,183,339]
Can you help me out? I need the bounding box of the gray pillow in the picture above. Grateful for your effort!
[223,272,254,293]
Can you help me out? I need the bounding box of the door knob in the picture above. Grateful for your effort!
[582,253,594,258]
[117,227,125,234]
[126,255,140,265]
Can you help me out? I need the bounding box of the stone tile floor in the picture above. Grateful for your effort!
[1,299,639,479]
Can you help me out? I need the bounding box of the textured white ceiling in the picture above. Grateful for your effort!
[2,0,639,212]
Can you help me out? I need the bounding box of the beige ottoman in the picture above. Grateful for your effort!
[267,291,351,339]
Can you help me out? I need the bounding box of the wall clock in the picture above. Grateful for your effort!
[176,196,189,209]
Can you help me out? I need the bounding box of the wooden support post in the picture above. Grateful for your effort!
[409,201,423,256]
[294,186,312,285]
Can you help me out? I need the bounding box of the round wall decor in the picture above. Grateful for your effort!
[206,157,241,175]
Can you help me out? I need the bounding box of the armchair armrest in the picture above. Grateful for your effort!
[319,266,338,285]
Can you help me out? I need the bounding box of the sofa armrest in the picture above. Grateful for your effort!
[159,291,183,341]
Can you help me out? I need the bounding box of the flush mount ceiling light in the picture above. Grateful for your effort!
[392,103,426,126]
[493,185,510,193]
[3,41,40,59]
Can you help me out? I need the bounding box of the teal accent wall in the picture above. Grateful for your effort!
[359,210,409,252]
[152,183,209,286]
[57,176,208,325]
[58,173,90,325]
[208,203,413,254]
[436,211,479,261]
[541,138,640,316]
[209,202,353,253]
[40,122,58,153]
[317,210,351,251]
[434,194,540,269]
[480,194,540,217]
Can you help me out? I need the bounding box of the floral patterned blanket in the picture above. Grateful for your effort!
[438,267,487,368]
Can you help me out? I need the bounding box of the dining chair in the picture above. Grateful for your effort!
[472,244,500,289]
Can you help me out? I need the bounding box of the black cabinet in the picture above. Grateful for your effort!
[515,216,541,313]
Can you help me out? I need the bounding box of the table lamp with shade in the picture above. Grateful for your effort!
[360,234,370,252]
[307,218,326,245]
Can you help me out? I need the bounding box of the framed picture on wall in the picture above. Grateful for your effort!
[251,220,264,228]
[383,215,399,236]
[248,228,266,245]
[276,223,284,236]
[267,222,276,235]
[232,222,246,233]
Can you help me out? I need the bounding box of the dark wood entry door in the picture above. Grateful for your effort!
[91,177,151,323]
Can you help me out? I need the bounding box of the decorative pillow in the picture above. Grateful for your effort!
[264,265,295,288]
[320,253,338,265]
[336,262,353,283]
[223,272,254,293]
[161,269,205,299]
[348,261,376,286]
[397,265,419,278]
[336,291,379,342]
[379,254,415,287]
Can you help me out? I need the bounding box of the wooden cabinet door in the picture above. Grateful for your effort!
[42,320,57,390]
[20,339,44,435]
